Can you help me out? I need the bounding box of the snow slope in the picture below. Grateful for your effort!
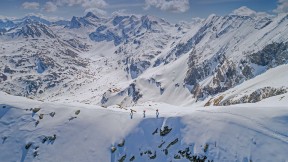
[0,8,288,162]
[1,92,288,162]
[206,64,288,106]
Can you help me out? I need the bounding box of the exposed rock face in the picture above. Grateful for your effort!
[183,41,288,101]
[184,49,211,87]
[205,87,287,106]
[89,28,123,46]
[222,87,287,105]
[241,64,253,79]
[249,42,288,68]
[129,60,150,79]
[202,60,243,97]
[0,19,15,30]
[127,83,143,102]
[14,22,56,38]
[184,48,245,100]
[100,95,108,105]
[0,73,7,82]
[100,83,142,106]
[64,39,90,51]
[68,16,96,29]
[89,15,165,46]
[0,38,90,98]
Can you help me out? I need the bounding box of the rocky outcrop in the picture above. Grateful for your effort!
[128,60,150,79]
[0,73,7,82]
[89,28,123,46]
[249,42,288,68]
[0,36,91,99]
[184,47,246,100]
[100,83,143,106]
[67,16,96,29]
[14,21,56,38]
[183,40,288,102]
[127,83,142,102]
[222,87,287,105]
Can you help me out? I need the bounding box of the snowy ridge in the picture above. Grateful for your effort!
[0,92,288,161]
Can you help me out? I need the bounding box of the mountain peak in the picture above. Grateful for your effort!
[232,6,256,17]
[17,15,51,25]
[85,12,99,19]
[69,16,82,28]
[7,22,56,38]
[231,6,271,19]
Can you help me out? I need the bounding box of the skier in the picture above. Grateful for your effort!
[143,110,146,118]
[156,109,159,118]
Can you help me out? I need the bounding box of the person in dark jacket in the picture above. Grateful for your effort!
[156,109,159,118]
[130,109,133,119]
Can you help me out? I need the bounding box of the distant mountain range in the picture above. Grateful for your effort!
[0,7,288,107]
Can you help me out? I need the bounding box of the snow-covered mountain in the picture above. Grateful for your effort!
[7,20,56,38]
[0,8,288,107]
[0,6,288,162]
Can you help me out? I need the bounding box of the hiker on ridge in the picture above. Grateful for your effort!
[130,109,133,119]
[156,109,159,118]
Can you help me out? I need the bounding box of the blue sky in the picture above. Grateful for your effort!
[0,0,286,22]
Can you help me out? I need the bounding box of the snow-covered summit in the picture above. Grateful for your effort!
[0,9,287,107]
[6,20,56,38]
[231,6,273,19]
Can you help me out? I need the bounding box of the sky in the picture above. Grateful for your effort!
[0,0,287,23]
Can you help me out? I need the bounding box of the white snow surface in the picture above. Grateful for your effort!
[0,91,288,162]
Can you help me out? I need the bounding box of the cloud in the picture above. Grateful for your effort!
[22,2,40,10]
[82,0,107,9]
[82,0,108,17]
[44,0,108,13]
[274,0,288,13]
[232,6,257,17]
[191,17,204,23]
[25,13,66,21]
[197,0,243,4]
[85,8,107,17]
[44,2,58,12]
[112,9,128,16]
[108,3,144,9]
[0,15,17,20]
[231,6,272,19]
[52,0,107,9]
[144,0,189,13]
